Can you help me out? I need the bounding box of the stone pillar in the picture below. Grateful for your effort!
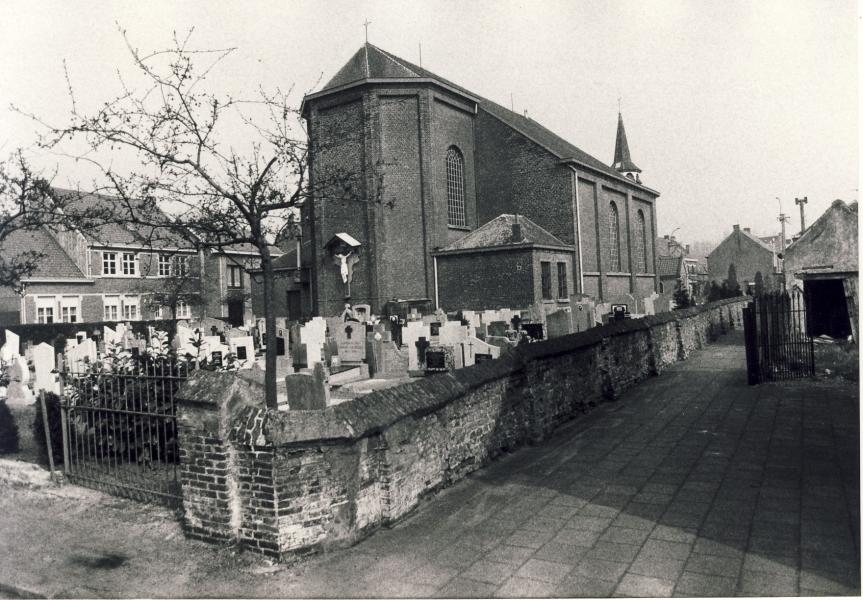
[176,371,265,545]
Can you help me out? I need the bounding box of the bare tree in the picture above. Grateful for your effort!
[21,27,378,407]
[0,151,108,289]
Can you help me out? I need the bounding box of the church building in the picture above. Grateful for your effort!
[298,43,660,316]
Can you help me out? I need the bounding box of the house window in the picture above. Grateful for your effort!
[122,296,140,321]
[60,297,80,323]
[557,262,568,299]
[176,300,191,319]
[102,252,117,275]
[158,255,171,276]
[121,252,137,275]
[446,147,466,227]
[103,296,120,321]
[541,261,552,300]
[636,209,648,273]
[35,297,55,324]
[609,202,621,271]
[227,264,243,288]
[173,256,189,277]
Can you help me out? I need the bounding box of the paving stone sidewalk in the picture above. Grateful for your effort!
[1,331,859,597]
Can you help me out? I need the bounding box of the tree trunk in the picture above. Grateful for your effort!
[260,245,278,409]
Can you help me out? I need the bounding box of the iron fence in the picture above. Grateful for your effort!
[59,358,192,507]
[743,289,814,384]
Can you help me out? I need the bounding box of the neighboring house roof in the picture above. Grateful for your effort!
[612,112,641,173]
[309,44,657,194]
[54,188,188,248]
[707,226,775,259]
[657,255,683,278]
[436,214,572,254]
[1,227,88,280]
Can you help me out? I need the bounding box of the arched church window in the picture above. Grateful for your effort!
[446,147,466,227]
[609,201,621,271]
[636,209,648,272]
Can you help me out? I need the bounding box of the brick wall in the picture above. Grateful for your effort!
[436,249,535,311]
[177,297,747,560]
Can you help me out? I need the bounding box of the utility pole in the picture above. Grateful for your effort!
[795,196,808,233]
[778,212,790,257]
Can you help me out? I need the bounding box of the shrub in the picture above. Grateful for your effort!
[0,400,20,454]
[32,393,63,466]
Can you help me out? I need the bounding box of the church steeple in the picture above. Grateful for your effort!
[612,112,642,182]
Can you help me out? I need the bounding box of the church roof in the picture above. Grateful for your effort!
[436,214,572,254]
[309,44,655,193]
[612,113,641,173]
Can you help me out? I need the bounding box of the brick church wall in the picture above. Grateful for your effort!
[377,94,428,303]
[436,249,535,311]
[309,99,372,314]
[178,297,747,560]
[474,110,574,245]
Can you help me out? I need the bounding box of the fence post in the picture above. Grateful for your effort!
[175,371,265,546]
[743,305,760,385]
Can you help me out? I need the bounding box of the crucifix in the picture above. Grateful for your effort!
[415,336,430,369]
[363,19,372,43]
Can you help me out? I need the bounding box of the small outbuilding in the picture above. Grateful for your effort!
[783,200,858,341]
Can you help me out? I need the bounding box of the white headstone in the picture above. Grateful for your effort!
[66,338,97,373]
[228,336,255,368]
[1,330,20,362]
[463,336,501,367]
[32,343,59,394]
[402,321,432,371]
[299,317,327,367]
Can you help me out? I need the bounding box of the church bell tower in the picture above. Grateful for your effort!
[612,112,642,183]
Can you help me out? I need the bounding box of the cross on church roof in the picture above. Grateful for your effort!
[363,19,372,43]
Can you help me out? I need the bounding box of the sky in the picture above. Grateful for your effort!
[0,0,857,247]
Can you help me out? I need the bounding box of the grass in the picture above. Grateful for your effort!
[814,339,859,382]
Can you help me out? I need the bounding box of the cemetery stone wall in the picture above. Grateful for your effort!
[177,297,748,560]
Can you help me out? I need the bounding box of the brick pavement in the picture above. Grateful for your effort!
[282,331,860,597]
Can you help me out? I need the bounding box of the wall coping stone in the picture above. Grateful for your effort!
[239,297,748,448]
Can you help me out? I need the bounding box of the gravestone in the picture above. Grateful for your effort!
[462,335,501,366]
[211,351,223,368]
[425,345,455,373]
[203,336,230,364]
[352,303,372,322]
[32,343,59,395]
[66,338,97,373]
[229,336,255,368]
[429,322,442,338]
[414,337,431,370]
[572,301,595,332]
[546,310,573,338]
[285,363,330,410]
[460,310,482,335]
[521,323,544,341]
[0,330,20,362]
[6,357,34,405]
[334,322,366,363]
[299,317,327,367]
[402,321,431,370]
[487,321,509,338]
[474,353,493,363]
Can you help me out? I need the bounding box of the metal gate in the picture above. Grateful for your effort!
[59,359,189,507]
[743,289,815,384]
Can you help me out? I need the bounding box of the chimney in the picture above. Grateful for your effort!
[743,227,751,234]
[685,244,690,255]
[733,224,740,231]
[512,222,523,242]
